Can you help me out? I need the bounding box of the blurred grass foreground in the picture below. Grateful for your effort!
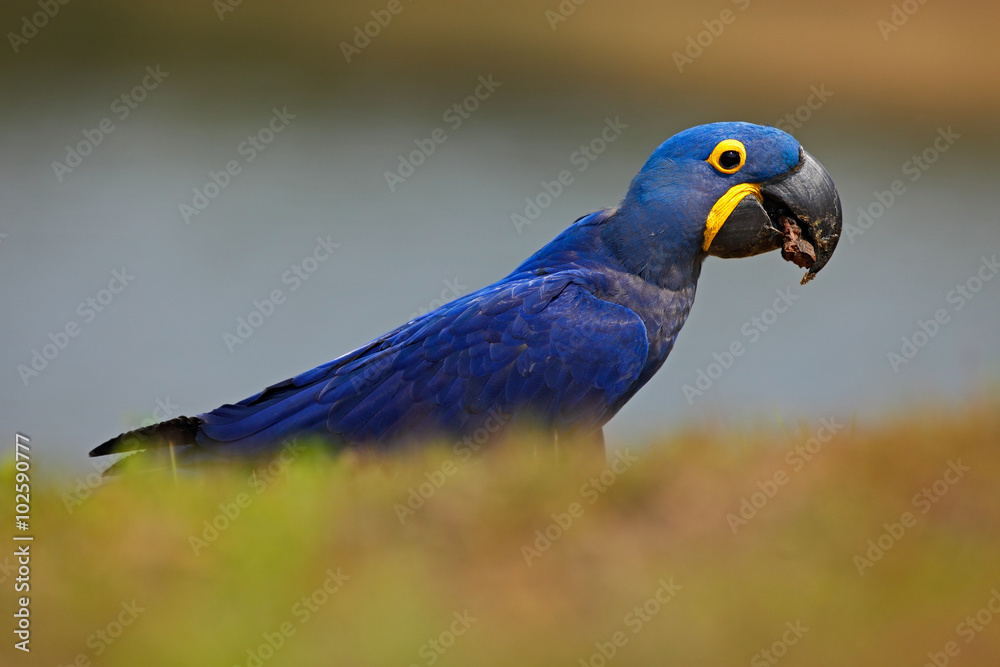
[7,398,1000,666]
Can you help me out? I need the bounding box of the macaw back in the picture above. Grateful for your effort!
[91,209,696,465]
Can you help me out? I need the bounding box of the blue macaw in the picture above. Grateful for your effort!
[92,122,841,467]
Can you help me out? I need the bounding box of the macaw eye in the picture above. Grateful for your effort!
[718,150,741,170]
[707,139,747,174]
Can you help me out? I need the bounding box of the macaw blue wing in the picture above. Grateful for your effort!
[187,273,649,458]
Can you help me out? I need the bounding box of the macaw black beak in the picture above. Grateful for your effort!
[705,149,843,284]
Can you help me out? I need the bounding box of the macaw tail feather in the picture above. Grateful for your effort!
[89,415,202,458]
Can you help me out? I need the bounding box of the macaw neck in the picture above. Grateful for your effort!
[512,204,704,294]
[511,210,701,392]
[598,197,705,293]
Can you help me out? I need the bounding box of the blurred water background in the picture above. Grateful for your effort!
[2,0,998,475]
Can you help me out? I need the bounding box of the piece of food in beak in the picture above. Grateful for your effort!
[780,216,816,270]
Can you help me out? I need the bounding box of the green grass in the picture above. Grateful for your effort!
[5,399,1000,666]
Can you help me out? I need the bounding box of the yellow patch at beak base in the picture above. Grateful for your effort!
[702,183,763,251]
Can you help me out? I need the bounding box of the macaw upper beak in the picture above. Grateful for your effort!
[705,149,843,284]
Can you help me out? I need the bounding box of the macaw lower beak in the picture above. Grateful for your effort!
[705,149,843,284]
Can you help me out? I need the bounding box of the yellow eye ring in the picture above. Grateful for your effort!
[707,139,747,174]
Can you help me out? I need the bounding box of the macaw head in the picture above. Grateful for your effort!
[606,122,842,287]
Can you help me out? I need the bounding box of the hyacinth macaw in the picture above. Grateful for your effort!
[92,122,841,468]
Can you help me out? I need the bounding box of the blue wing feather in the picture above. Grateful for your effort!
[193,273,649,455]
